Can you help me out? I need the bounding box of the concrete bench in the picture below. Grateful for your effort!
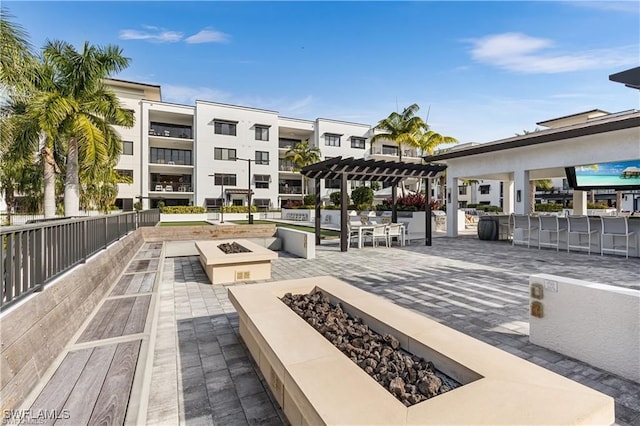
[229,276,614,425]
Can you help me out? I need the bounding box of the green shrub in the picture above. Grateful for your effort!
[467,204,502,213]
[303,194,315,206]
[161,206,206,214]
[221,205,257,213]
[133,201,142,211]
[329,191,341,206]
[351,186,374,208]
[534,203,563,212]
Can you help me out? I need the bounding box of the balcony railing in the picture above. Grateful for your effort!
[370,147,420,157]
[279,141,295,150]
[149,123,193,139]
[279,186,302,194]
[150,182,192,193]
[150,160,193,166]
[278,162,296,172]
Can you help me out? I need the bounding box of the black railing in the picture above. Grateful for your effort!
[150,182,192,192]
[149,123,193,139]
[0,209,160,311]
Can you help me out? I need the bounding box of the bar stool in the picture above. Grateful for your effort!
[601,216,636,258]
[538,215,566,251]
[567,215,599,254]
[512,214,539,248]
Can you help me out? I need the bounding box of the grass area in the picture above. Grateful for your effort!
[229,220,340,239]
[159,221,212,226]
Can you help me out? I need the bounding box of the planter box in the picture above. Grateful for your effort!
[229,276,614,425]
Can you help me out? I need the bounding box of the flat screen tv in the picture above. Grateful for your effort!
[565,159,640,190]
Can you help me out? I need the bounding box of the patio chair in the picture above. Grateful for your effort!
[165,185,173,192]
[512,214,539,248]
[567,215,599,254]
[154,184,163,192]
[386,223,404,246]
[363,225,389,248]
[601,216,636,258]
[538,215,566,251]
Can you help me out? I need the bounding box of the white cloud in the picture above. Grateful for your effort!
[467,32,636,74]
[162,84,231,105]
[119,28,183,43]
[185,29,230,44]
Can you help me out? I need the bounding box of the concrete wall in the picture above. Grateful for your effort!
[160,213,208,222]
[0,231,144,410]
[140,224,277,242]
[529,273,640,383]
[276,227,315,259]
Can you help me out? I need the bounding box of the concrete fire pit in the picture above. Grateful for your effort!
[228,276,614,425]
[196,239,277,285]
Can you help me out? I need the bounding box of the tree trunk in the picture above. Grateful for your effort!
[64,138,80,217]
[42,146,56,218]
[397,143,406,197]
[616,190,623,214]
[529,180,536,214]
[439,176,446,206]
[4,186,15,225]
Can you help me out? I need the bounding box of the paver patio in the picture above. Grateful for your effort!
[143,236,639,426]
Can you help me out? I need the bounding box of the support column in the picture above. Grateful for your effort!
[502,179,515,214]
[572,190,587,215]
[315,178,321,246]
[340,174,349,252]
[446,174,458,237]
[425,178,432,246]
[514,170,531,214]
[391,184,398,224]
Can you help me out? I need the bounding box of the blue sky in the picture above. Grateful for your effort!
[6,1,639,144]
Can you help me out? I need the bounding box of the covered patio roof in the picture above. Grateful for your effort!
[301,157,446,251]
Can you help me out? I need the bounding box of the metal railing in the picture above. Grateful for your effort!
[0,209,160,311]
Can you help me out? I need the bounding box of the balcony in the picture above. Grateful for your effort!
[279,138,299,150]
[149,123,193,139]
[278,161,297,172]
[150,182,193,193]
[367,146,422,163]
[279,186,302,194]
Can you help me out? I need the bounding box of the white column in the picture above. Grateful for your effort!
[503,179,515,214]
[446,174,459,237]
[514,169,530,214]
[573,190,587,215]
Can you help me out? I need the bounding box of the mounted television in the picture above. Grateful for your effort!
[565,159,640,190]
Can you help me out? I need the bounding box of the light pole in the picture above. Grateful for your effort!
[236,158,255,224]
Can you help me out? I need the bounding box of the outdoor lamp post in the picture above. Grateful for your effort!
[236,158,255,224]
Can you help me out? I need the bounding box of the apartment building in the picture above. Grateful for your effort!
[107,79,379,210]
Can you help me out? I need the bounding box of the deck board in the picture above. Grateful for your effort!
[110,273,156,296]
[109,275,134,297]
[88,340,141,426]
[122,295,151,336]
[56,344,117,425]
[125,259,159,274]
[99,297,136,340]
[77,299,119,343]
[28,349,93,426]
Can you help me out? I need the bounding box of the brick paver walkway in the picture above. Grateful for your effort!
[145,236,640,426]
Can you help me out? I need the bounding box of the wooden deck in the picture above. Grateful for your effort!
[25,242,162,425]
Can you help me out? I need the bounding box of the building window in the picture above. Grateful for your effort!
[214,120,237,136]
[254,174,271,189]
[214,147,237,161]
[458,185,467,195]
[255,126,269,141]
[324,133,341,147]
[115,169,133,183]
[150,148,192,165]
[325,178,341,189]
[255,151,270,165]
[479,185,491,194]
[253,198,271,209]
[351,137,366,149]
[214,173,236,186]
[122,141,133,155]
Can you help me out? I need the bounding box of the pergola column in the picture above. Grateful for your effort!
[315,178,321,246]
[573,190,588,215]
[502,179,515,214]
[340,173,349,252]
[514,170,531,214]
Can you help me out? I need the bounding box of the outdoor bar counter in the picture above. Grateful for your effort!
[489,214,640,258]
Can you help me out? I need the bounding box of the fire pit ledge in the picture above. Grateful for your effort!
[228,276,614,426]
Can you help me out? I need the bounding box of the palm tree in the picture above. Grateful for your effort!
[33,40,134,216]
[0,7,37,96]
[284,140,321,196]
[370,104,425,162]
[415,128,458,197]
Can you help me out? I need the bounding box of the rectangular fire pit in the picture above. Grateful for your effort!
[228,276,614,425]
[196,239,277,285]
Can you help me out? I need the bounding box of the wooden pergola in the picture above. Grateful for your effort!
[301,157,447,251]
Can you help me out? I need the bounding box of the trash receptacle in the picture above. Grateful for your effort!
[477,215,498,240]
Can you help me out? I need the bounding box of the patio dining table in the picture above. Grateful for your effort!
[351,223,406,248]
